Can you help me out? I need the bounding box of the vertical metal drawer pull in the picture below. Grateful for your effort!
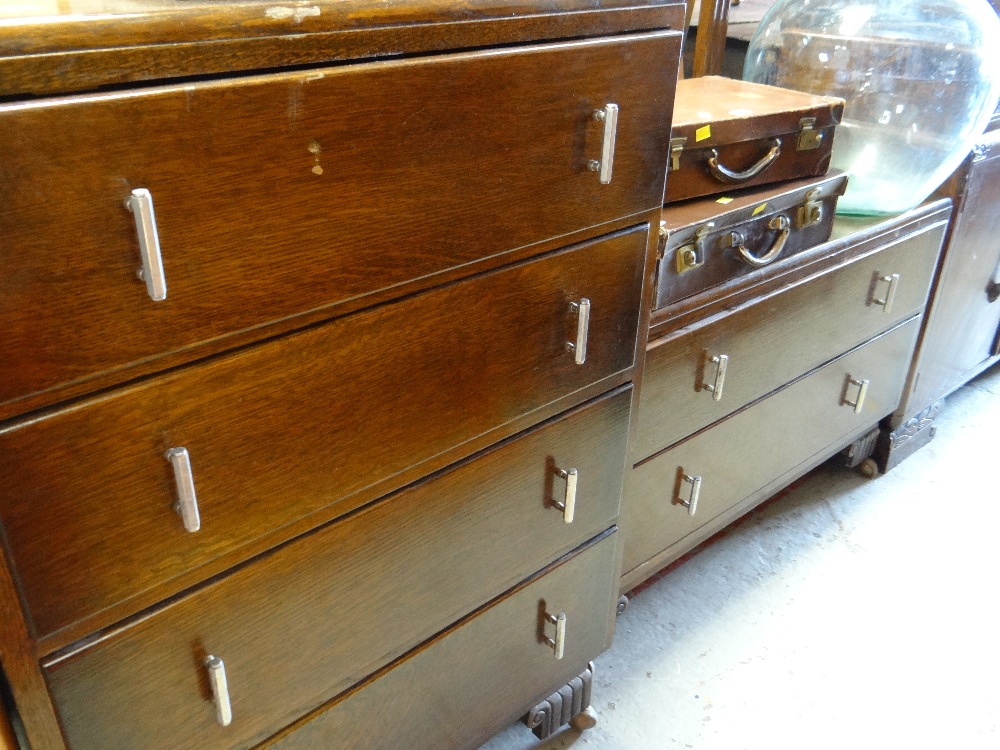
[871,273,900,314]
[842,376,870,414]
[205,656,233,727]
[543,611,567,660]
[704,354,728,401]
[553,467,578,524]
[125,188,167,302]
[166,447,201,532]
[678,473,701,517]
[566,298,591,365]
[588,103,619,184]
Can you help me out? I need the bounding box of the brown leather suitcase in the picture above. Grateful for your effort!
[654,170,848,310]
[665,76,844,204]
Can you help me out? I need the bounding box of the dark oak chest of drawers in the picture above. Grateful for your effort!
[0,3,684,748]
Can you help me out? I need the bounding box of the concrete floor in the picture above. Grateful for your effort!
[483,364,1000,749]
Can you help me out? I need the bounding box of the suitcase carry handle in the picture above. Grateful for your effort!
[728,215,790,268]
[707,138,782,184]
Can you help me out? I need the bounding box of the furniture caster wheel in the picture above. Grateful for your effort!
[857,458,878,479]
[616,594,629,615]
[570,706,599,731]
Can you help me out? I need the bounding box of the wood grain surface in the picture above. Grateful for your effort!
[1,225,646,648]
[623,317,920,576]
[636,216,945,460]
[0,32,678,420]
[892,129,1000,424]
[262,530,619,750]
[43,392,629,750]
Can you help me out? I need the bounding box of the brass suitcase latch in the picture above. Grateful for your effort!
[674,222,715,274]
[797,188,824,229]
[797,117,823,151]
[669,136,687,171]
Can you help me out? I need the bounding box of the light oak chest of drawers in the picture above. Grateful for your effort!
[0,3,684,748]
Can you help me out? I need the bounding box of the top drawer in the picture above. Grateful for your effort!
[634,216,946,460]
[0,30,680,417]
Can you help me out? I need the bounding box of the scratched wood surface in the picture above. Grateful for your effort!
[0,31,679,421]
[0,1,685,97]
[44,399,627,750]
[1,226,647,651]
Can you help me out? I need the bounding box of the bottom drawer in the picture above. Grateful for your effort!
[622,317,920,576]
[262,530,619,750]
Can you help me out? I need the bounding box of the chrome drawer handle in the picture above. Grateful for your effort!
[566,298,591,365]
[166,447,201,533]
[553,468,578,524]
[205,656,233,727]
[730,215,791,268]
[870,273,900,314]
[588,104,619,184]
[704,353,728,402]
[708,138,782,184]
[678,473,701,517]
[125,188,167,302]
[543,611,567,660]
[842,376,870,414]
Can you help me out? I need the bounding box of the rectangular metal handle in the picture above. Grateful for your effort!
[704,354,729,402]
[589,104,619,184]
[566,298,591,365]
[166,447,201,532]
[125,188,167,302]
[871,273,900,314]
[554,468,578,524]
[842,377,870,414]
[205,656,233,727]
[544,612,567,660]
[679,473,701,517]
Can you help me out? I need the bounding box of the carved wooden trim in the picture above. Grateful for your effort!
[523,661,595,739]
[888,401,943,450]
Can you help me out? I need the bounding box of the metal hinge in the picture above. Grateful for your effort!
[797,117,823,151]
[669,136,687,171]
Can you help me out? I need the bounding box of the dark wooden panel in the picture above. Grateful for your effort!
[262,531,619,750]
[0,226,646,645]
[635,219,945,461]
[0,31,679,418]
[0,551,64,750]
[623,317,920,576]
[692,0,731,78]
[0,5,685,98]
[44,393,629,750]
[893,130,1000,423]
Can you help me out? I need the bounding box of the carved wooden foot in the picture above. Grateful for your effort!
[840,427,880,470]
[523,662,595,740]
[875,401,944,474]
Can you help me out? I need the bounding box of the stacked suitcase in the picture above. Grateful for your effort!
[657,75,848,308]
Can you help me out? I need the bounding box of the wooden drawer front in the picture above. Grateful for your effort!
[0,228,644,644]
[623,317,920,575]
[634,220,945,460]
[263,531,619,750]
[0,30,679,415]
[44,396,627,750]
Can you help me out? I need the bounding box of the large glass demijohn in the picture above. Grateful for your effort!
[744,0,1000,215]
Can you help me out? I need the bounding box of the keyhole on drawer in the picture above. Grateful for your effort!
[308,139,323,176]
